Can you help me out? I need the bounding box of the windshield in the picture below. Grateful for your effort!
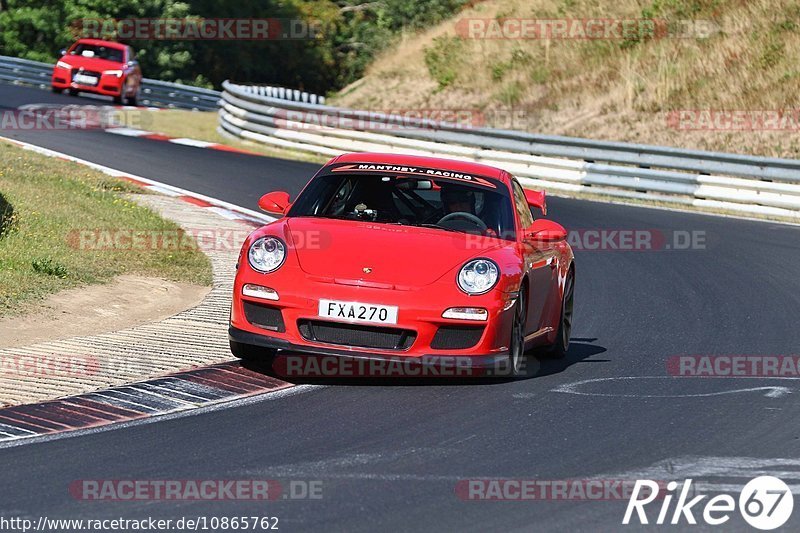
[288,172,516,240]
[70,43,124,63]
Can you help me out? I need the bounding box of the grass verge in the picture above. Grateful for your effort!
[0,141,212,316]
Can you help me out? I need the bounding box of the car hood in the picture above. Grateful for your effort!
[59,55,123,72]
[285,217,506,289]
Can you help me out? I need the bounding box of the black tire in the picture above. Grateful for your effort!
[113,95,123,104]
[546,268,575,359]
[51,86,63,94]
[68,89,79,96]
[229,340,277,362]
[125,93,138,106]
[498,286,528,378]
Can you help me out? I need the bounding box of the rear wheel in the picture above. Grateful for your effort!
[546,268,575,359]
[230,340,276,362]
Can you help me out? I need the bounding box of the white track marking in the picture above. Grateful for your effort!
[0,134,275,225]
[146,185,183,196]
[105,127,154,137]
[552,376,795,398]
[592,456,800,494]
[169,137,215,148]
[207,206,244,220]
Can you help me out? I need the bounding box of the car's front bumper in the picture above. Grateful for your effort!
[229,324,510,378]
[229,325,509,364]
[230,272,518,361]
[51,68,124,96]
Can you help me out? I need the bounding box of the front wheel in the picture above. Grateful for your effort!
[51,86,63,94]
[546,268,575,359]
[499,287,528,378]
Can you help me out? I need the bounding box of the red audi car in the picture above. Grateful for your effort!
[229,153,575,377]
[51,39,141,105]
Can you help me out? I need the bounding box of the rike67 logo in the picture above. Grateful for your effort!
[623,476,793,530]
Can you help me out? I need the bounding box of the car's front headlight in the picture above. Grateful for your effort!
[104,69,124,78]
[56,60,71,69]
[457,258,499,295]
[248,237,286,273]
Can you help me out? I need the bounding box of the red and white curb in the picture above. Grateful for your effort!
[105,126,262,156]
[0,135,299,442]
[114,105,164,111]
[0,135,275,226]
[0,362,294,444]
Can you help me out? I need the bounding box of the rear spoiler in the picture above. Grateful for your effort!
[524,189,546,216]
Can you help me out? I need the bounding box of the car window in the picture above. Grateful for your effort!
[289,173,516,240]
[70,44,124,63]
[511,180,534,229]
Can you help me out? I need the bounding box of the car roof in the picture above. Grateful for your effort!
[328,153,511,184]
[73,39,127,50]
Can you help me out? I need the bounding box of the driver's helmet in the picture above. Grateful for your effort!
[440,184,476,214]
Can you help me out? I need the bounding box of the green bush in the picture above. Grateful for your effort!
[424,36,464,89]
[32,258,69,278]
[0,193,14,238]
[0,0,470,94]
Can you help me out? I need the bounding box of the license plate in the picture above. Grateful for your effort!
[318,299,398,325]
[73,74,98,86]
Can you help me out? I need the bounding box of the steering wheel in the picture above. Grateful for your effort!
[437,212,488,233]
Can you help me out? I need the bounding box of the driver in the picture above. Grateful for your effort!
[439,183,496,237]
[440,184,476,215]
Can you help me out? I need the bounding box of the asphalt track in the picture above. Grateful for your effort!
[2,83,800,531]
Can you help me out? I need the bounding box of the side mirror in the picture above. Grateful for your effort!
[258,191,291,215]
[59,48,67,56]
[524,189,546,216]
[525,219,567,242]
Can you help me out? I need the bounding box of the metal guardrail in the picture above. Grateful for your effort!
[219,80,800,220]
[231,83,325,105]
[0,55,220,110]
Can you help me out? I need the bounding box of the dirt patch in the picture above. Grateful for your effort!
[0,275,210,349]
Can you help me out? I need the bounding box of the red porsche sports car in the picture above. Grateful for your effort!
[51,39,142,105]
[229,153,575,377]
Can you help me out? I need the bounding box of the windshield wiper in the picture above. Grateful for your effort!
[405,222,460,233]
[307,214,357,221]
